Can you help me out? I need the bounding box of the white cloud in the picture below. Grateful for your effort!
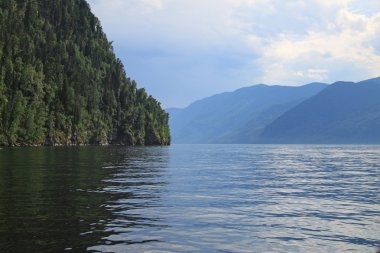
[88,0,380,107]
[91,0,164,14]
[238,0,380,84]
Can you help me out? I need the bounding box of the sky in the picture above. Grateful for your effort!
[87,0,380,108]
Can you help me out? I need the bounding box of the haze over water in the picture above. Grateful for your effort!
[0,145,379,252]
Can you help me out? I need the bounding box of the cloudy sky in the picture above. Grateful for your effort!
[87,0,380,108]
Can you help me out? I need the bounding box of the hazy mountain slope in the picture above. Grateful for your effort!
[259,77,380,144]
[168,83,327,143]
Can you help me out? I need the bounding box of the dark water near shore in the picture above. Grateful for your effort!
[0,145,379,252]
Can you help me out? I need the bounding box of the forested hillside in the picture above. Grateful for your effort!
[0,0,170,146]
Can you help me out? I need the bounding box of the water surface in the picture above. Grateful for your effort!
[0,145,379,252]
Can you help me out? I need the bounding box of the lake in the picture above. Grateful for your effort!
[0,145,379,252]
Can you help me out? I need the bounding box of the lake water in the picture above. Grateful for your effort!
[0,145,379,252]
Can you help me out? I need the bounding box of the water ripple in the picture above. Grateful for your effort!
[86,145,380,252]
[0,145,379,252]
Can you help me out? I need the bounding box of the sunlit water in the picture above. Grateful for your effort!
[0,145,379,252]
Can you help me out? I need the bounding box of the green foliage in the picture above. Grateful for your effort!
[0,0,170,146]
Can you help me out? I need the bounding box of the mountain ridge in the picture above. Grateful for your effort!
[259,77,380,144]
[168,82,328,143]
[169,77,380,144]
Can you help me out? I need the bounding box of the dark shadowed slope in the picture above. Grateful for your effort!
[259,77,380,144]
[168,83,327,143]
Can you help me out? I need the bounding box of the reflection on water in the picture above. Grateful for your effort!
[0,145,379,252]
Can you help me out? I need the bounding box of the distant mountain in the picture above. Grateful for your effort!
[167,83,327,143]
[259,77,380,144]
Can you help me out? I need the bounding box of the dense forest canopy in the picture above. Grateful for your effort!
[0,0,170,146]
